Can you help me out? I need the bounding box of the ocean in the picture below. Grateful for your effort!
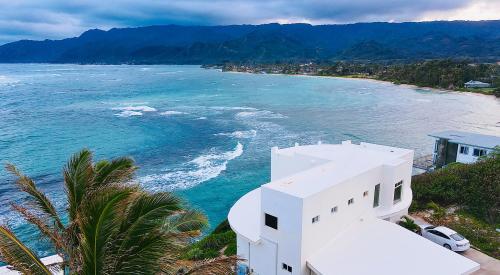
[0,64,499,257]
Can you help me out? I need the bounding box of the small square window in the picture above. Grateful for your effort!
[459,146,469,155]
[312,215,320,223]
[331,206,338,213]
[348,198,354,205]
[287,266,292,272]
[282,263,287,270]
[363,191,369,197]
[265,213,278,230]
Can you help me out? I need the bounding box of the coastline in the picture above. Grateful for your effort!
[219,69,497,97]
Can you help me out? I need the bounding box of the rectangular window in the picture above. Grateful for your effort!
[473,148,487,157]
[331,206,338,213]
[459,146,469,155]
[348,198,354,205]
[373,184,380,207]
[265,213,278,230]
[363,191,369,197]
[394,181,403,203]
[312,215,320,223]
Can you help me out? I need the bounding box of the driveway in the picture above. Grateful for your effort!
[462,249,500,275]
[409,215,499,274]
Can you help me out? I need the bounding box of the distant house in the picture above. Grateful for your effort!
[429,130,500,168]
[229,141,478,275]
[464,80,491,88]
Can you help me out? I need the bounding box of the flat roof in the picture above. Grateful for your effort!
[264,142,413,198]
[0,255,63,275]
[307,218,479,275]
[429,130,500,149]
[228,188,261,243]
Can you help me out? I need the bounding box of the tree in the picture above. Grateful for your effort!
[398,216,419,233]
[0,149,236,274]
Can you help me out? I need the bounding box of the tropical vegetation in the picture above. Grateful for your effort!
[0,149,236,274]
[410,148,500,258]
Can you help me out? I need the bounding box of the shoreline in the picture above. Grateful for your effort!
[219,69,497,98]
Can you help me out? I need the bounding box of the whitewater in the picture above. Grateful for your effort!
[0,64,498,257]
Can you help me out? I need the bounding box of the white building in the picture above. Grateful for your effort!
[464,80,491,88]
[228,141,479,275]
[429,130,500,168]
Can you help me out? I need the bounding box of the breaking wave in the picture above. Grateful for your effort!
[112,105,157,112]
[140,142,243,190]
[160,110,188,116]
[235,110,287,119]
[114,110,143,117]
[215,130,257,139]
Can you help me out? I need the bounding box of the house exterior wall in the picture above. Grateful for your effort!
[260,187,304,275]
[232,142,414,275]
[455,143,491,164]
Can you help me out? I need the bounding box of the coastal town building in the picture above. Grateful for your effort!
[430,130,500,168]
[228,141,479,275]
[464,80,491,88]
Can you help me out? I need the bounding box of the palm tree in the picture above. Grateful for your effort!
[0,149,236,274]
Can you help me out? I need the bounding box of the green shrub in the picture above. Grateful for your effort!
[411,150,499,224]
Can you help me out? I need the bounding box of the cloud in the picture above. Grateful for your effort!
[0,0,498,45]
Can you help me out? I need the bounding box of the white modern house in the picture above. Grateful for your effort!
[429,130,500,168]
[464,80,491,88]
[228,141,479,275]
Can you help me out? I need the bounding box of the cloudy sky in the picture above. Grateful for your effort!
[0,0,499,45]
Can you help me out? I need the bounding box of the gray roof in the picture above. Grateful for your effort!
[429,130,500,149]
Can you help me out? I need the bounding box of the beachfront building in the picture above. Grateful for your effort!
[228,141,479,275]
[430,130,500,168]
[464,80,491,88]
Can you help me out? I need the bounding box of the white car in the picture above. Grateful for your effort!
[420,225,470,252]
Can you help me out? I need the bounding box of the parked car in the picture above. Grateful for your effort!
[419,225,470,252]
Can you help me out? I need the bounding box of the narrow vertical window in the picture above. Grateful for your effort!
[331,206,338,214]
[394,181,403,203]
[363,191,369,197]
[373,184,380,207]
[348,198,354,205]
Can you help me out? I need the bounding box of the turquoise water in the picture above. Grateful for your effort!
[0,64,499,257]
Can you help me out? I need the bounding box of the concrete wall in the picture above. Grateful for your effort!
[260,187,304,275]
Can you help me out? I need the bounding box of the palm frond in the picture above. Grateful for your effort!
[93,157,137,187]
[78,185,135,275]
[5,164,64,230]
[176,256,239,275]
[63,149,94,221]
[11,204,67,254]
[103,192,185,274]
[0,225,52,275]
[165,209,208,234]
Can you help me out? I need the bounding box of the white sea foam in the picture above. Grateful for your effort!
[114,110,143,117]
[211,106,258,111]
[235,110,287,119]
[215,130,257,139]
[196,116,208,120]
[0,75,19,85]
[140,142,243,190]
[112,105,157,112]
[160,110,188,116]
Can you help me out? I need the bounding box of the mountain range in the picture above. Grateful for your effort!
[0,21,499,64]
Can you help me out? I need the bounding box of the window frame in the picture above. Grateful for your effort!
[473,148,487,157]
[331,206,338,214]
[348,198,354,205]
[459,145,469,155]
[312,215,320,224]
[393,181,403,204]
